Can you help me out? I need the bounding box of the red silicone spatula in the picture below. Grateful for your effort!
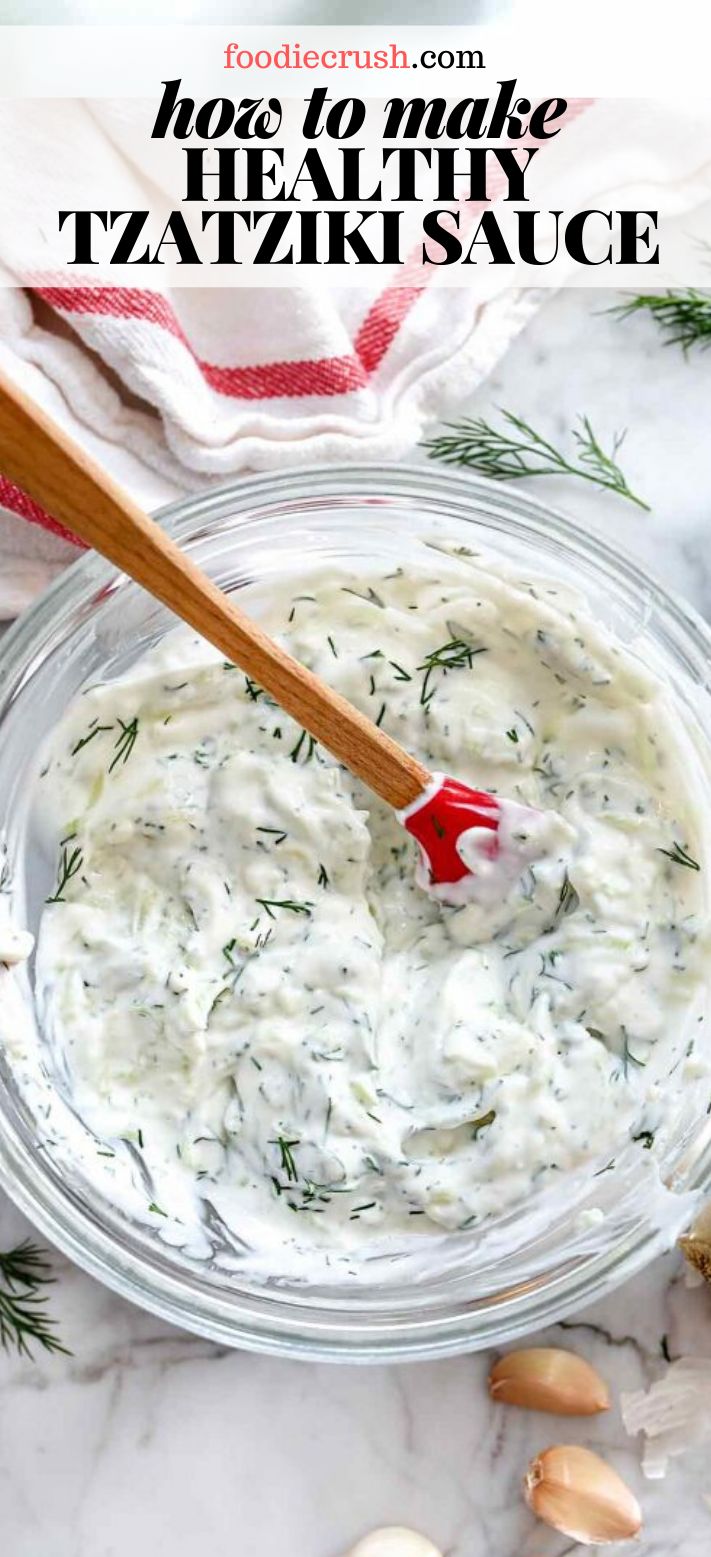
[0,371,525,902]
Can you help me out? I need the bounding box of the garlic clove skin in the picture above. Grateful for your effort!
[489,1347,610,1415]
[525,1445,642,1545]
[346,1529,443,1557]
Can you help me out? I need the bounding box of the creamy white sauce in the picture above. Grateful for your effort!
[29,555,710,1269]
[0,925,34,966]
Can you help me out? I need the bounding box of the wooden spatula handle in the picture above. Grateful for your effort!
[0,371,429,810]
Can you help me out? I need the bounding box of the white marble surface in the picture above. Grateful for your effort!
[2,287,711,1557]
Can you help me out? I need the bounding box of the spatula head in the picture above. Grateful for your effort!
[399,773,565,910]
[400,774,501,891]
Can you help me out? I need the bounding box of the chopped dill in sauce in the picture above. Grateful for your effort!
[32,555,709,1273]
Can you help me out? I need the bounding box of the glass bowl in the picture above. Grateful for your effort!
[0,463,710,1362]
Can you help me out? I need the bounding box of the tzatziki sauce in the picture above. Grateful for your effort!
[29,552,709,1270]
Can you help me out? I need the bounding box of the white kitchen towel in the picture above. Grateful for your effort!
[0,90,603,613]
[0,277,543,615]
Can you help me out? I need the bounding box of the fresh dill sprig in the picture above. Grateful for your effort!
[341,585,385,609]
[418,638,486,707]
[621,1027,647,1078]
[0,1241,69,1357]
[554,871,579,922]
[287,594,317,624]
[256,898,313,918]
[268,1137,353,1211]
[269,1136,300,1182]
[317,863,329,887]
[389,660,412,682]
[71,722,113,757]
[108,716,139,773]
[658,841,701,871]
[256,826,288,846]
[611,290,711,352]
[289,729,317,764]
[46,844,83,904]
[422,410,649,511]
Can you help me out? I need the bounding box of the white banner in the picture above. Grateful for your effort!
[0,10,708,98]
[0,18,709,286]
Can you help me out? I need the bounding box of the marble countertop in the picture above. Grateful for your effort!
[2,287,711,1557]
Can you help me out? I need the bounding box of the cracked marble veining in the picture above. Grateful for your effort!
[1,288,711,1556]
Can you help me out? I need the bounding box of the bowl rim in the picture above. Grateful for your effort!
[1,459,710,1362]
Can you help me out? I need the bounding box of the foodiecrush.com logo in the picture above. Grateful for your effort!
[222,40,486,72]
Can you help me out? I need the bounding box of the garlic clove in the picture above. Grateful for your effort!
[679,1201,711,1283]
[346,1529,443,1557]
[525,1444,642,1545]
[679,1234,711,1282]
[489,1347,610,1415]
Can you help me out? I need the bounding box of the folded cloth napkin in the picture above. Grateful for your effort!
[0,279,542,615]
[0,89,584,582]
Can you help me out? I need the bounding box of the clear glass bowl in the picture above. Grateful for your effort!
[1,463,710,1362]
